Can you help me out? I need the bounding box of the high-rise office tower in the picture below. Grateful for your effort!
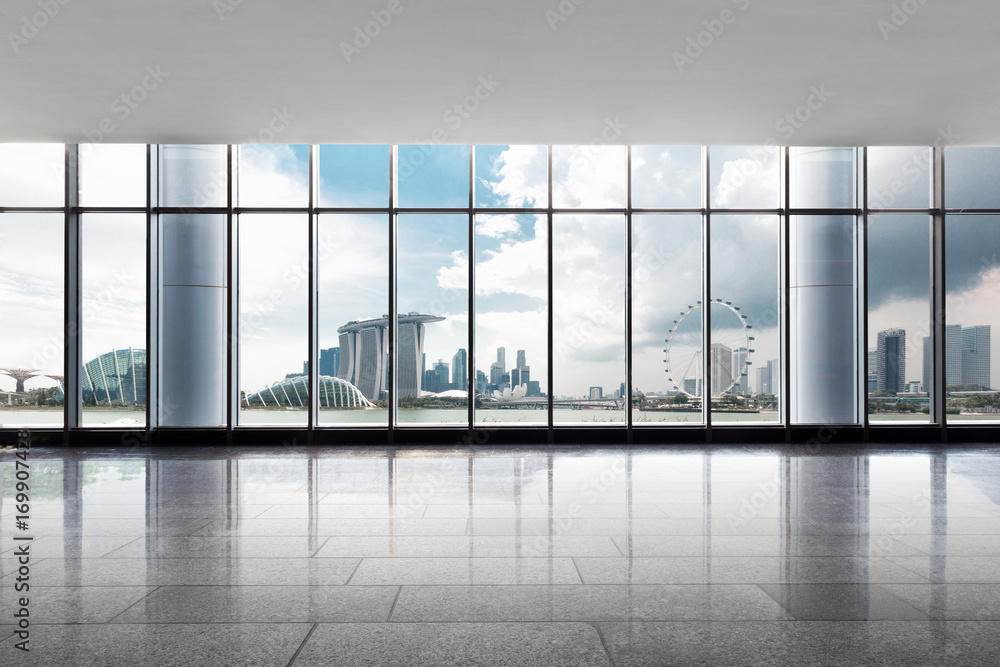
[947,324,963,386]
[923,325,972,391]
[432,360,450,392]
[732,347,749,394]
[710,343,732,396]
[767,359,780,397]
[756,366,769,395]
[516,349,526,370]
[962,325,991,389]
[922,336,931,395]
[683,378,702,397]
[303,347,340,377]
[489,361,504,388]
[452,348,467,391]
[876,328,906,393]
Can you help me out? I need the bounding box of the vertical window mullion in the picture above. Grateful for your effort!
[626,146,633,437]
[468,146,475,432]
[703,146,712,438]
[546,146,554,439]
[308,145,318,438]
[65,144,81,434]
[388,146,397,441]
[931,146,947,432]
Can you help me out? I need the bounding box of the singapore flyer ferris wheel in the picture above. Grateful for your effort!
[664,299,755,397]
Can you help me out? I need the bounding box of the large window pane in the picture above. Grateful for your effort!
[397,145,469,208]
[81,214,147,427]
[946,148,1000,209]
[0,143,64,207]
[238,214,308,425]
[552,145,626,209]
[553,215,625,424]
[711,215,781,424]
[318,145,390,208]
[474,214,547,425]
[632,214,702,424]
[790,147,856,209]
[0,214,64,426]
[396,214,469,425]
[475,145,547,208]
[318,214,389,426]
[158,145,227,208]
[631,146,702,209]
[867,216,931,424]
[709,146,779,209]
[238,145,308,208]
[80,144,147,207]
[945,215,999,423]
[867,147,931,210]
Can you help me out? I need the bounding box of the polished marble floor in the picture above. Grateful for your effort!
[2,443,1000,665]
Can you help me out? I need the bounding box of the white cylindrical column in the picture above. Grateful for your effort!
[790,148,857,424]
[158,145,227,427]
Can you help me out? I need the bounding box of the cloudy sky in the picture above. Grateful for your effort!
[1,143,999,406]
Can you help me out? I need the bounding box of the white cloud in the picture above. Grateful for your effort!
[238,145,308,207]
[475,214,521,239]
[487,145,547,207]
[552,145,627,208]
[436,250,469,290]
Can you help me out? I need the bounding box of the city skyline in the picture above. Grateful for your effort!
[3,144,1000,404]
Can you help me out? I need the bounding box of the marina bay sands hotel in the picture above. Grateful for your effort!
[337,313,445,400]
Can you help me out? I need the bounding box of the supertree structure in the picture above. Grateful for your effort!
[1,368,41,393]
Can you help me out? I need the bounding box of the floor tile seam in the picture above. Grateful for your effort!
[92,535,145,558]
[283,622,318,667]
[587,621,618,667]
[343,558,363,585]
[307,535,333,558]
[882,557,938,583]
[385,586,402,622]
[870,583,945,620]
[103,584,162,624]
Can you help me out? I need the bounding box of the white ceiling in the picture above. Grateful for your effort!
[1,0,998,146]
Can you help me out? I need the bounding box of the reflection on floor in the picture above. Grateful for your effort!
[2,444,1000,666]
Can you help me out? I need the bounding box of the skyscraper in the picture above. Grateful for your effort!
[489,347,507,389]
[452,348,467,391]
[710,343,732,396]
[731,347,749,394]
[922,336,931,396]
[876,328,906,393]
[302,347,340,378]
[337,313,444,399]
[947,324,963,386]
[923,324,990,391]
[756,366,769,395]
[962,325,991,389]
[516,349,526,370]
[432,360,450,393]
[767,359,780,397]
